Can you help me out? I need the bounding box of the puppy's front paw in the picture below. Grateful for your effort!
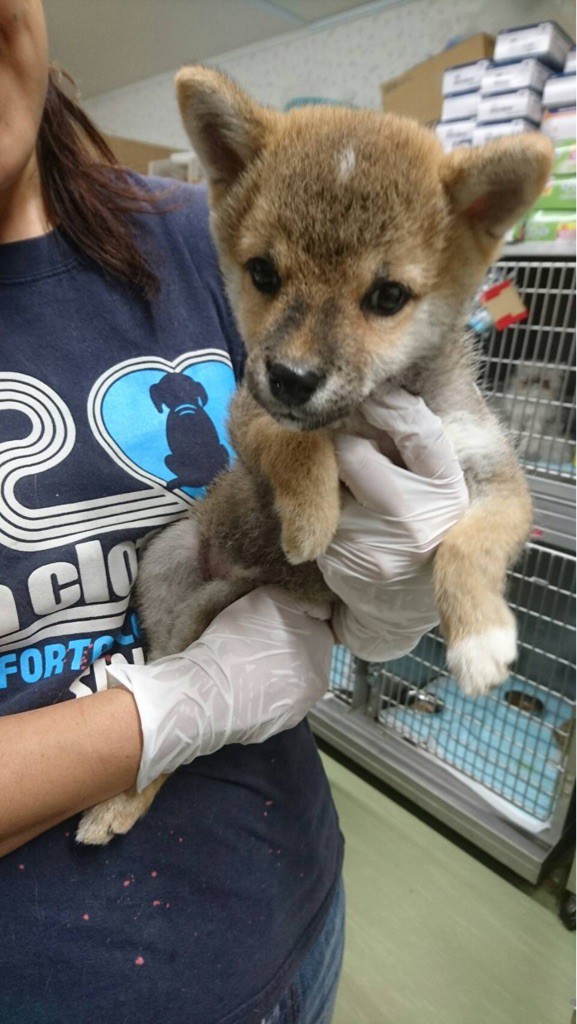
[280,497,340,565]
[76,791,148,846]
[447,621,517,697]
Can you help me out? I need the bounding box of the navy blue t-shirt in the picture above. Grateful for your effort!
[0,180,343,1024]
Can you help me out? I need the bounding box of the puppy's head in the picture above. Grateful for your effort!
[176,67,552,430]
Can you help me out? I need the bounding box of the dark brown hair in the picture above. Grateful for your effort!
[37,67,161,298]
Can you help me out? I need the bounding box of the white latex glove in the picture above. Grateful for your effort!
[318,388,470,662]
[106,587,333,792]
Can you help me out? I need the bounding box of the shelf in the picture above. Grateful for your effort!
[502,242,576,259]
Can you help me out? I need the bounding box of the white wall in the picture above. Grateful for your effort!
[84,0,575,149]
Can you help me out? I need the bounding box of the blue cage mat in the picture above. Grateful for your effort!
[384,675,573,832]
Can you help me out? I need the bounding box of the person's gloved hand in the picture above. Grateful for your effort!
[106,587,333,792]
[318,388,470,662]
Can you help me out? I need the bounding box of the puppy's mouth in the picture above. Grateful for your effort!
[246,369,356,432]
[271,406,350,431]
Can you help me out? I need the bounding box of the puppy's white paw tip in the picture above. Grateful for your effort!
[282,534,330,565]
[76,794,144,846]
[447,627,517,697]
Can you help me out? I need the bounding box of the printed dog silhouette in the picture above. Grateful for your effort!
[150,372,229,491]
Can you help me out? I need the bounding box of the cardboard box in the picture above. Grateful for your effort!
[494,22,573,71]
[524,208,576,241]
[552,142,576,176]
[472,119,538,145]
[534,176,576,210]
[104,136,184,175]
[442,59,491,96]
[380,33,494,126]
[441,90,481,122]
[477,89,542,126]
[480,58,551,96]
[543,73,576,109]
[542,107,577,141]
[435,119,475,151]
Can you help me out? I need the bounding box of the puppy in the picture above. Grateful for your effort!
[76,69,552,845]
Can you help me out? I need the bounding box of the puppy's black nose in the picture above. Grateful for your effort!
[267,362,325,407]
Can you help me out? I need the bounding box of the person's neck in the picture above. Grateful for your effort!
[0,154,51,244]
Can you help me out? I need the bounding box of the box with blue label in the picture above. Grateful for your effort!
[472,119,539,145]
[524,208,576,242]
[477,89,542,126]
[542,107,577,142]
[442,59,491,96]
[543,74,576,109]
[435,119,475,151]
[534,177,576,211]
[494,22,573,71]
[552,142,576,177]
[480,58,551,96]
[441,91,481,122]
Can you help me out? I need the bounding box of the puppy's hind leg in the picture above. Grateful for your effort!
[433,473,532,697]
[158,574,263,657]
[76,777,168,846]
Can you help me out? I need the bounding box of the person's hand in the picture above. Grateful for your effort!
[106,587,333,792]
[317,388,470,662]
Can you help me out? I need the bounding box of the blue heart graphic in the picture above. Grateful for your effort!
[99,358,236,498]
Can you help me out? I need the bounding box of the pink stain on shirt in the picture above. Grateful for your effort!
[83,913,90,921]
[134,956,145,966]
[123,879,131,888]
[18,864,25,871]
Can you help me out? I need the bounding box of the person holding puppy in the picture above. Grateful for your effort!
[0,2,469,1022]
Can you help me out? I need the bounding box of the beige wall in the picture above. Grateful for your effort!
[85,0,575,148]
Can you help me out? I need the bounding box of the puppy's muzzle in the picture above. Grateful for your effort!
[266,361,326,408]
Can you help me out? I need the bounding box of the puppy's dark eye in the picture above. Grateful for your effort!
[362,280,411,317]
[246,257,281,295]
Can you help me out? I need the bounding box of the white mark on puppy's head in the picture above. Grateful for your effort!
[337,145,356,182]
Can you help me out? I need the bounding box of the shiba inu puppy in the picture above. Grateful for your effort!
[77,68,552,844]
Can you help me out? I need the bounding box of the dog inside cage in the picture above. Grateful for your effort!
[480,260,576,479]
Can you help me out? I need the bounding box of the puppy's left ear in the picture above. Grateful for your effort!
[175,66,276,194]
[441,133,553,245]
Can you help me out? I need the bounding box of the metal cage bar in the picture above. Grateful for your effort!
[318,254,575,880]
[480,259,575,483]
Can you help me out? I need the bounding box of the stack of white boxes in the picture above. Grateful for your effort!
[525,47,576,243]
[436,21,574,153]
[541,46,576,145]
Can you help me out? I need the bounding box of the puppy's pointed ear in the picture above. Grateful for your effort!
[175,66,275,191]
[441,134,553,244]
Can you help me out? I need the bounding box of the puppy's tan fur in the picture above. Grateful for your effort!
[77,69,552,845]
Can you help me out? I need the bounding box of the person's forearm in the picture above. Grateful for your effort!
[0,688,142,856]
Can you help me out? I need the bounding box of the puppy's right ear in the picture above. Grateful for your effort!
[175,66,275,192]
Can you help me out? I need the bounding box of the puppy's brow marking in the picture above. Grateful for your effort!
[263,300,308,347]
[338,145,356,182]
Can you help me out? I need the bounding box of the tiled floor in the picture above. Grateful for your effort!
[320,752,576,1024]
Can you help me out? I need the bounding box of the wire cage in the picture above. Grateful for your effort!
[325,539,575,871]
[479,258,576,483]
[317,251,576,881]
[364,542,575,830]
[329,643,356,705]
